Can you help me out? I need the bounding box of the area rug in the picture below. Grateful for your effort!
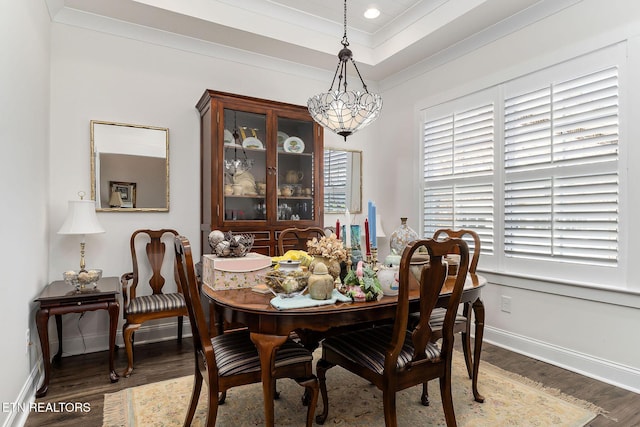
[103,351,602,426]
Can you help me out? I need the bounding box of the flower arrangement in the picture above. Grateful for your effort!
[306,234,348,263]
[342,261,383,302]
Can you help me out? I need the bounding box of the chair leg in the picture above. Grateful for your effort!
[382,388,398,427]
[122,323,140,377]
[315,359,333,425]
[460,302,473,379]
[184,369,203,427]
[205,376,219,427]
[439,372,458,427]
[178,316,184,342]
[218,391,227,404]
[421,381,430,406]
[296,376,319,427]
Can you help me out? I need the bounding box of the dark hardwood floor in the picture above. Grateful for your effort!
[25,338,638,426]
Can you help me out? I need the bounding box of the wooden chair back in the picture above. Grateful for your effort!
[277,226,325,256]
[127,229,180,299]
[433,228,480,273]
[396,238,469,368]
[174,236,218,374]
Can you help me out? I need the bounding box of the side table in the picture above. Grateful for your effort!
[34,276,120,397]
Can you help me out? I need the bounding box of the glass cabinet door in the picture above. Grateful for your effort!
[222,108,267,221]
[276,117,315,222]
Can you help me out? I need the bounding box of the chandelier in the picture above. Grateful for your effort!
[307,0,382,141]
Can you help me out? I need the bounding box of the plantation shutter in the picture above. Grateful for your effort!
[503,67,619,265]
[422,103,495,254]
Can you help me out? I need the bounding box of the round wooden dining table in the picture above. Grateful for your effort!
[203,273,486,427]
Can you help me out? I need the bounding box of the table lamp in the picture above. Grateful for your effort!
[58,192,105,288]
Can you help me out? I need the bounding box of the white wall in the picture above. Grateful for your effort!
[0,1,51,426]
[377,0,640,392]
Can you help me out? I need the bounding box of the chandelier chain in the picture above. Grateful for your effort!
[341,0,349,47]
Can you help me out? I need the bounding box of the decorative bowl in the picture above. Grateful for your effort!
[262,269,310,298]
[63,269,102,290]
[209,231,254,257]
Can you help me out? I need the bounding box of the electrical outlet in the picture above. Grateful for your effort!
[25,328,30,354]
[500,295,512,313]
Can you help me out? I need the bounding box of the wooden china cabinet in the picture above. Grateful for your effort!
[196,90,324,256]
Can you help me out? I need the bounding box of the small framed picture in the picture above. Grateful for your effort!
[110,181,136,208]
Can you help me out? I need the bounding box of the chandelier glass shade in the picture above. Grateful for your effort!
[307,0,382,140]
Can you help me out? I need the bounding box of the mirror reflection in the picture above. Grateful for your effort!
[90,120,169,211]
[324,148,362,213]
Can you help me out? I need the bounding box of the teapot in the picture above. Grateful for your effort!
[284,170,304,184]
[376,265,399,296]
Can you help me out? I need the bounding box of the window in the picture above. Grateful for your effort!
[421,45,623,285]
[324,149,348,212]
[504,67,619,266]
[422,96,496,255]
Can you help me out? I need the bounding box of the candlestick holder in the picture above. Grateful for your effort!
[346,248,353,271]
[371,247,378,267]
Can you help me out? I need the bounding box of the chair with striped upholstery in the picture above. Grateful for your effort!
[316,238,469,427]
[121,229,188,377]
[417,228,481,405]
[174,235,319,427]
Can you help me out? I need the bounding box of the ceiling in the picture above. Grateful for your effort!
[46,0,577,82]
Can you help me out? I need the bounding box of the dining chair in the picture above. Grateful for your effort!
[316,238,470,427]
[415,228,481,405]
[431,230,480,370]
[174,235,319,427]
[277,226,325,256]
[121,229,188,377]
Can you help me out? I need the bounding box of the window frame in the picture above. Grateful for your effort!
[419,43,627,288]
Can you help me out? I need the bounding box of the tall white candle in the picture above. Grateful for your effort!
[345,209,351,248]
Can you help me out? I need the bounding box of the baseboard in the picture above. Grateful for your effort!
[3,364,39,427]
[47,320,193,357]
[484,326,640,394]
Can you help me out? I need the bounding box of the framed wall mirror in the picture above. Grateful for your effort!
[324,148,362,213]
[90,120,169,212]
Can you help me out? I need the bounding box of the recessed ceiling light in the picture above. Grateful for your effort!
[364,8,380,19]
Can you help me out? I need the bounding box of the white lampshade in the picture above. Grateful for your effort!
[58,199,105,235]
[375,214,386,238]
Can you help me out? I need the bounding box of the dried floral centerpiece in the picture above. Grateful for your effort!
[307,234,347,280]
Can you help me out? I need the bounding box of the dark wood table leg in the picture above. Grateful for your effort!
[471,297,485,403]
[35,308,50,398]
[108,301,120,383]
[53,314,63,363]
[250,332,288,427]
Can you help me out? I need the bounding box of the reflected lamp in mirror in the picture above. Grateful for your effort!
[324,148,362,213]
[109,190,123,208]
[90,120,169,211]
[58,192,105,290]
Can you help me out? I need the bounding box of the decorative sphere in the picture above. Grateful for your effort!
[208,230,225,248]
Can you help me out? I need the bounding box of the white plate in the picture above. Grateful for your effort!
[277,131,289,151]
[224,142,243,149]
[283,136,304,153]
[242,136,264,150]
[224,129,234,144]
